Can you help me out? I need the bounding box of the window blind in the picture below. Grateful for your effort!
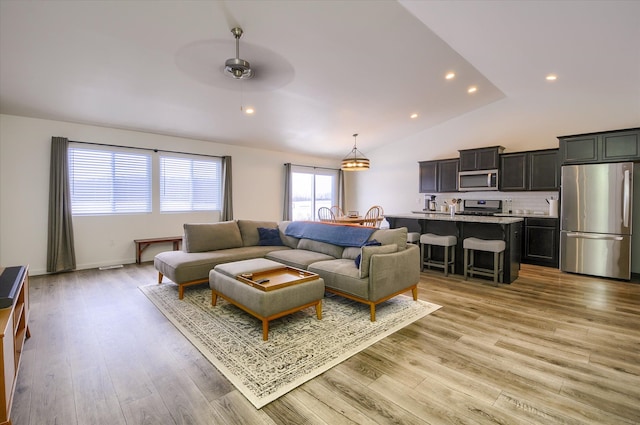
[160,155,221,212]
[68,147,152,215]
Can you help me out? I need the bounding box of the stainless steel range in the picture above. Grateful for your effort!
[459,199,502,216]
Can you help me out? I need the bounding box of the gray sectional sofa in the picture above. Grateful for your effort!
[154,219,420,320]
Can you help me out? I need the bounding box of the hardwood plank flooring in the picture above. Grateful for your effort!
[10,263,640,424]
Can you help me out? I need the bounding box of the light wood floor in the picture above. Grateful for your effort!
[11,263,640,425]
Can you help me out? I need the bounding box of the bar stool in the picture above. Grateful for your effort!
[407,232,420,245]
[463,237,506,283]
[420,233,457,276]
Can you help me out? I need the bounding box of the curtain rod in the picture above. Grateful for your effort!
[286,162,339,171]
[70,140,223,159]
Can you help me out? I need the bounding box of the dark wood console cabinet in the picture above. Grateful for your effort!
[0,265,30,425]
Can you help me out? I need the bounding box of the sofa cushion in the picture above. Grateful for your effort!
[370,227,408,251]
[354,239,381,268]
[155,245,290,283]
[265,249,336,270]
[308,259,368,299]
[297,238,343,259]
[278,221,300,249]
[342,246,361,260]
[183,221,243,253]
[237,220,279,247]
[359,243,398,278]
[257,227,284,246]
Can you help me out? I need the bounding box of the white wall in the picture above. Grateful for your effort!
[0,114,341,274]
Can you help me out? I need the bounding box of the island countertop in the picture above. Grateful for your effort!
[385,213,523,283]
[389,212,524,225]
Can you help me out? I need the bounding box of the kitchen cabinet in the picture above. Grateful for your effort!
[459,146,504,171]
[559,128,640,164]
[500,149,559,191]
[419,158,458,193]
[523,217,559,267]
[418,161,437,193]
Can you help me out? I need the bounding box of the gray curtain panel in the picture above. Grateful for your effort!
[283,163,292,221]
[338,169,345,212]
[221,156,233,221]
[47,137,76,273]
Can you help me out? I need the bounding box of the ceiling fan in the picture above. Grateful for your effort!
[224,27,253,80]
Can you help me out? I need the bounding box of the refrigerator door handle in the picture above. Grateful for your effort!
[623,169,630,227]
[566,232,624,241]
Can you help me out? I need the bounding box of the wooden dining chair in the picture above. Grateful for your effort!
[317,207,336,222]
[330,205,344,218]
[362,205,384,227]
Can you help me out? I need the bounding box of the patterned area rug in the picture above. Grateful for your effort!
[139,283,441,409]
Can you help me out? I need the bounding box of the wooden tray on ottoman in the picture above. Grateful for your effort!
[236,266,318,291]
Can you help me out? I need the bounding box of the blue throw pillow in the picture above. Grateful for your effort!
[354,239,381,267]
[257,227,284,246]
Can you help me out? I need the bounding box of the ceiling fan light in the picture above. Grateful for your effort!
[223,27,254,80]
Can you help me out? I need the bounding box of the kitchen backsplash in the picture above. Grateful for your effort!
[421,191,559,215]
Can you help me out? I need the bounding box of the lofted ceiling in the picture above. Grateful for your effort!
[1,1,638,159]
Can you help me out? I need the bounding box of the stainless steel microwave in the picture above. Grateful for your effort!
[458,169,499,191]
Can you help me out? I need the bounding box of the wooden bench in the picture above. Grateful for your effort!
[134,236,182,264]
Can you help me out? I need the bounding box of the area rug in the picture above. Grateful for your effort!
[139,283,441,409]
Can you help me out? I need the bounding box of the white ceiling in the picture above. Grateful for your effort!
[1,1,638,159]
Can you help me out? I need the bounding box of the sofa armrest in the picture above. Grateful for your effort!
[367,244,420,301]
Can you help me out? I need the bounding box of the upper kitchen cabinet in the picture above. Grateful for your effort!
[558,128,640,164]
[459,146,505,171]
[419,158,458,193]
[500,149,559,191]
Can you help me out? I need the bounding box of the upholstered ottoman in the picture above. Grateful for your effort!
[209,258,325,340]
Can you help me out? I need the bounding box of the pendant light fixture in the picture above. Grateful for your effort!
[341,133,370,171]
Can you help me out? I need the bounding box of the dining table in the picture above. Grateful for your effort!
[334,215,368,225]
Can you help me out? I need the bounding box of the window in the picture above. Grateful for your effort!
[160,155,222,212]
[290,166,339,221]
[68,146,151,214]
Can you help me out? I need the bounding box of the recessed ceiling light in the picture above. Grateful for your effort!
[410,113,418,119]
[468,86,477,94]
[244,107,255,114]
[546,74,558,81]
[445,72,455,80]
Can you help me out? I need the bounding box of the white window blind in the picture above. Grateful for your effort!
[160,155,222,212]
[68,146,152,214]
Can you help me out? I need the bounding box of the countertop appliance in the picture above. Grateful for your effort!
[458,199,502,216]
[458,169,499,191]
[560,162,632,280]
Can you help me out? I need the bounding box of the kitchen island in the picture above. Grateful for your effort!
[386,213,524,283]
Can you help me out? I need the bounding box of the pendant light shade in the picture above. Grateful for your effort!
[341,133,370,171]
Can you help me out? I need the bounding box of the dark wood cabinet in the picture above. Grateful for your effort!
[559,128,640,164]
[438,159,459,192]
[500,149,559,191]
[500,153,527,191]
[459,146,504,171]
[523,218,559,268]
[419,159,458,193]
[529,149,559,190]
[418,161,438,193]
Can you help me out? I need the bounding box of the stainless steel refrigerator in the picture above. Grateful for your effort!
[560,162,633,280]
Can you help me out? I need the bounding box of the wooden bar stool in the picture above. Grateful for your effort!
[407,232,420,244]
[420,233,457,276]
[463,237,506,283]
